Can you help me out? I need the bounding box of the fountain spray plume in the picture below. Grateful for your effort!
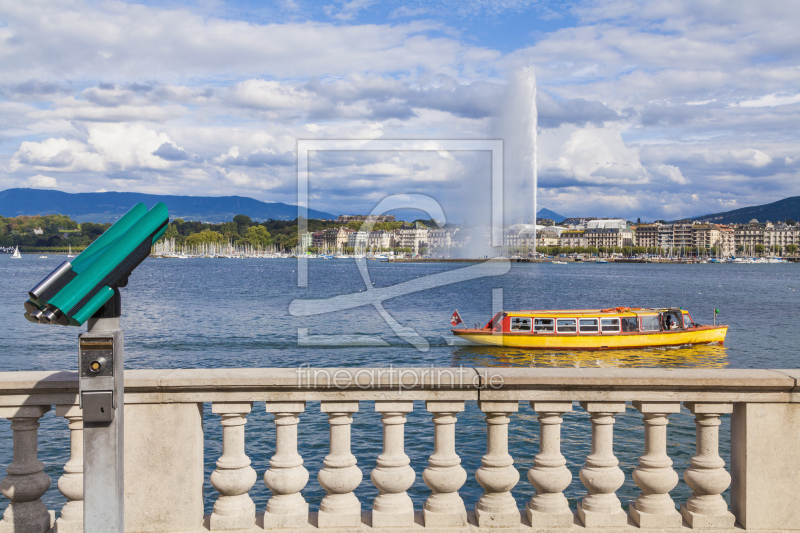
[493,64,538,255]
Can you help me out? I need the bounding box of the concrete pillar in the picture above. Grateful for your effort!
[123,403,204,533]
[0,406,51,533]
[210,402,256,531]
[422,401,467,527]
[318,401,362,528]
[54,405,83,533]
[731,402,800,530]
[474,400,520,527]
[681,402,735,529]
[527,401,574,528]
[630,401,681,528]
[371,401,414,527]
[263,402,309,528]
[577,401,627,527]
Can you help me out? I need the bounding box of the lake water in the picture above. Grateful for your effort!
[1,256,798,515]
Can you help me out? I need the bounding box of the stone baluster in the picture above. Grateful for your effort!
[681,402,735,528]
[318,401,362,527]
[263,402,309,528]
[371,401,415,527]
[422,401,467,527]
[54,405,83,533]
[577,401,627,527]
[475,400,520,527]
[630,401,682,528]
[210,402,257,530]
[0,406,52,533]
[527,401,574,528]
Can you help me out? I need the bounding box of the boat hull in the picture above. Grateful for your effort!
[453,325,727,350]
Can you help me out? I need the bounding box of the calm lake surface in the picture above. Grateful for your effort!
[1,256,798,514]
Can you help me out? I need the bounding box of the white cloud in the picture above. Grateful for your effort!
[651,164,689,185]
[737,93,800,108]
[11,124,176,172]
[27,174,58,188]
[539,124,650,185]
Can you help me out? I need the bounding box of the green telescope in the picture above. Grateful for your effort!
[24,203,169,326]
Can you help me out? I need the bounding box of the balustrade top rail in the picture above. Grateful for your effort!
[0,367,797,405]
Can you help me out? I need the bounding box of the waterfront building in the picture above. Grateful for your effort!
[347,231,368,249]
[585,226,633,249]
[394,223,428,253]
[559,229,587,248]
[366,230,392,251]
[658,223,674,252]
[691,224,721,255]
[764,222,799,254]
[311,231,325,249]
[300,232,312,251]
[321,227,354,252]
[672,222,693,251]
[536,228,560,248]
[734,220,765,254]
[502,224,536,248]
[586,218,627,230]
[633,224,659,249]
[717,225,735,257]
[427,227,455,250]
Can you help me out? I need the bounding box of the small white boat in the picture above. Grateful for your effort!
[67,245,75,258]
[552,260,568,264]
[11,246,21,259]
[39,255,48,259]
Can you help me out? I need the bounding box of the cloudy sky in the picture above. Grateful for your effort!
[2,0,800,221]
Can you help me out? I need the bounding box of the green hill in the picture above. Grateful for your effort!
[687,196,800,224]
[0,188,336,223]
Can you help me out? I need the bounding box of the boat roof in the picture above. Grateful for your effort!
[506,308,685,318]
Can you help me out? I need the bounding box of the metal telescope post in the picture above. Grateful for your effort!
[79,290,124,533]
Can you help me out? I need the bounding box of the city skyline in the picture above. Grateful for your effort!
[2,1,799,221]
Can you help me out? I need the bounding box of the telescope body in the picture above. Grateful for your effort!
[25,202,169,326]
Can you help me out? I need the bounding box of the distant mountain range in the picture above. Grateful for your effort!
[0,188,337,223]
[537,208,566,223]
[686,196,800,224]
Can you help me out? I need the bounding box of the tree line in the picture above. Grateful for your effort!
[0,213,354,252]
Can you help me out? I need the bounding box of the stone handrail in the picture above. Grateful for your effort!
[0,367,798,532]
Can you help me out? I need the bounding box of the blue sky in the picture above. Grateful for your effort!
[2,0,799,221]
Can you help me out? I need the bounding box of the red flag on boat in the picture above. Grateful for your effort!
[450,310,464,327]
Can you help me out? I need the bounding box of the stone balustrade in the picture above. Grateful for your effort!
[0,367,798,532]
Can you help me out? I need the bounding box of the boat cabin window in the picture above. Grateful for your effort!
[640,315,660,331]
[682,312,694,328]
[600,318,620,332]
[556,318,577,333]
[621,317,639,332]
[510,317,532,332]
[663,311,682,330]
[533,318,555,332]
[579,318,599,333]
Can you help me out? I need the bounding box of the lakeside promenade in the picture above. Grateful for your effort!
[1,367,799,532]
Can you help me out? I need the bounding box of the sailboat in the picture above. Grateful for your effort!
[67,245,75,258]
[11,246,21,259]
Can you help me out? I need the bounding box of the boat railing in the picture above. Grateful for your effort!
[0,367,798,532]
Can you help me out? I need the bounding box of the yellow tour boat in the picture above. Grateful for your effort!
[451,307,727,350]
